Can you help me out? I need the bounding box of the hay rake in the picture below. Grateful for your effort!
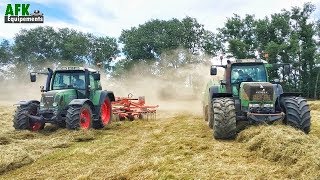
[112,93,159,121]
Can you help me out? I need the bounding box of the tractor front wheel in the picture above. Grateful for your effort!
[13,103,44,131]
[212,97,237,139]
[66,104,93,130]
[280,96,311,133]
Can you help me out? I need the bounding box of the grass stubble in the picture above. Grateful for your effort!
[0,103,319,179]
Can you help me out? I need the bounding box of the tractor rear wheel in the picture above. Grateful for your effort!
[13,103,44,131]
[66,104,93,130]
[212,97,237,139]
[280,96,311,133]
[93,97,112,129]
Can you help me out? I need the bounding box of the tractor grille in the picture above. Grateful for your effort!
[242,83,273,101]
[43,96,54,107]
[249,107,273,113]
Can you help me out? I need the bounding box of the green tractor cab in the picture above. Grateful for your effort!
[13,66,115,131]
[202,59,311,139]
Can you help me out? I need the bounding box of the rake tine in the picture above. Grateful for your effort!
[112,96,158,122]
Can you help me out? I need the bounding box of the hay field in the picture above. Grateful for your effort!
[0,101,319,179]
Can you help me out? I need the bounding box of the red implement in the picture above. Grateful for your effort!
[112,93,159,121]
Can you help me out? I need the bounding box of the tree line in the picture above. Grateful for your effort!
[0,3,319,98]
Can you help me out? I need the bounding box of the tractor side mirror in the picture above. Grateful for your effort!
[30,73,36,82]
[210,66,217,75]
[220,80,227,85]
[271,79,280,84]
[93,73,100,81]
[283,65,290,75]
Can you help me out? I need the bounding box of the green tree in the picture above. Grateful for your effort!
[0,39,13,64]
[119,18,183,60]
[219,14,257,58]
[0,39,14,80]
[13,26,119,68]
[202,30,223,56]
[218,3,319,98]
[291,3,317,97]
[56,28,91,63]
[90,36,119,69]
[119,17,220,62]
[14,26,60,63]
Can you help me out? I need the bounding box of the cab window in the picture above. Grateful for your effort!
[52,72,85,90]
[231,64,267,83]
[89,74,96,89]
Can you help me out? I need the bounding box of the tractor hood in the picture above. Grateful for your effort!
[240,82,274,102]
[41,89,77,109]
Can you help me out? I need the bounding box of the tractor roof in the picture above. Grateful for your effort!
[233,59,267,64]
[212,58,268,68]
[55,66,98,72]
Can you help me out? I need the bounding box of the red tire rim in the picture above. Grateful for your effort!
[29,107,42,131]
[80,108,91,129]
[30,122,42,131]
[100,99,111,125]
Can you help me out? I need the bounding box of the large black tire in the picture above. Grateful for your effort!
[212,97,237,139]
[55,113,66,128]
[13,103,44,131]
[56,119,66,128]
[93,97,112,129]
[280,96,311,133]
[66,104,93,130]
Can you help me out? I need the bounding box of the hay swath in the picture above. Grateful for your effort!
[112,93,159,121]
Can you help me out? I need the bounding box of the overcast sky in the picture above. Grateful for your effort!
[0,0,320,40]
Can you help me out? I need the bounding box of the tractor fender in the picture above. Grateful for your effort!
[209,86,232,99]
[272,84,284,98]
[68,99,95,111]
[272,84,284,111]
[99,91,115,105]
[272,85,302,110]
[280,92,302,97]
[107,91,115,102]
[15,100,40,106]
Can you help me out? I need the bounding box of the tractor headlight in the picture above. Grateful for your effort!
[249,104,260,108]
[52,102,58,107]
[262,104,273,108]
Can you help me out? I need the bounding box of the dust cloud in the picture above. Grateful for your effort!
[0,55,226,115]
[0,77,46,105]
[104,62,224,115]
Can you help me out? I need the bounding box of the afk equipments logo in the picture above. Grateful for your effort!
[4,4,44,23]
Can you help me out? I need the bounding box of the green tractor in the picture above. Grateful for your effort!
[202,59,311,139]
[13,66,115,131]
